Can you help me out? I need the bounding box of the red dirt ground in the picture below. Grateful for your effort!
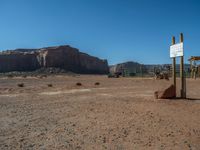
[0,75,200,150]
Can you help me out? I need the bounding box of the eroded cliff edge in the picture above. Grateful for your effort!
[0,45,109,74]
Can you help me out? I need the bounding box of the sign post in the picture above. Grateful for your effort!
[171,36,176,97]
[180,33,186,98]
[170,33,186,99]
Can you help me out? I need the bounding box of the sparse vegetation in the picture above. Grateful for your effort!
[95,82,100,85]
[76,82,82,86]
[17,83,24,87]
[0,75,200,149]
[47,84,53,87]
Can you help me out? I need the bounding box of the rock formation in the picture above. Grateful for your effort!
[0,45,109,74]
[154,84,176,99]
[109,61,146,76]
[0,52,40,72]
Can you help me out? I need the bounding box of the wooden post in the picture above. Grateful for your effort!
[172,36,176,97]
[180,33,186,98]
[190,59,192,78]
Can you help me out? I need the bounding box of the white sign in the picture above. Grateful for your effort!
[170,42,183,58]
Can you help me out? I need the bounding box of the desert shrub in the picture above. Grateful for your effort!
[17,83,24,87]
[76,82,82,86]
[95,82,100,85]
[47,84,53,87]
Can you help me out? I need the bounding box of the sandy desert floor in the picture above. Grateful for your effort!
[0,75,200,150]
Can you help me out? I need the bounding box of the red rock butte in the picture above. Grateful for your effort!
[0,45,109,74]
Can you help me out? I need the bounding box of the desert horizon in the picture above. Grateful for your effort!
[1,0,200,149]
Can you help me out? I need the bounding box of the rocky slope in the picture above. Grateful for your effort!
[0,45,109,74]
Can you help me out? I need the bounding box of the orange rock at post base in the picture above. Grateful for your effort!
[154,84,176,99]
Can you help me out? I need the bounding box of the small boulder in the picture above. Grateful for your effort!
[154,84,176,99]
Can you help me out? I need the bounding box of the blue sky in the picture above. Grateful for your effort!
[0,0,200,65]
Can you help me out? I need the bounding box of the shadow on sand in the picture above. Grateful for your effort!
[172,97,200,103]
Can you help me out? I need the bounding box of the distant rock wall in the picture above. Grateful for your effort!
[0,53,40,72]
[109,61,142,74]
[0,45,109,74]
[79,52,108,74]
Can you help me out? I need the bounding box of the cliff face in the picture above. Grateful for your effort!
[79,52,108,74]
[0,53,40,72]
[110,61,142,74]
[0,45,109,74]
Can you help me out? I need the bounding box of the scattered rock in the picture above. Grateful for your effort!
[154,84,176,99]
